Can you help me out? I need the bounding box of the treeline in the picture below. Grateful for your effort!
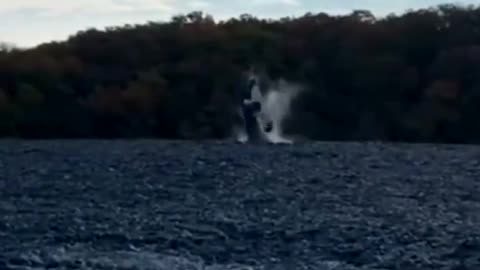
[1,4,480,143]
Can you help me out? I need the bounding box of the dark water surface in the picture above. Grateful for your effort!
[1,140,479,269]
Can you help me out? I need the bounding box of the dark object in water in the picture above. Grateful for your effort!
[264,120,273,133]
[236,71,275,143]
[241,100,263,142]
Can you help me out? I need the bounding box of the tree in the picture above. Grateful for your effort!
[0,89,15,135]
[0,4,479,142]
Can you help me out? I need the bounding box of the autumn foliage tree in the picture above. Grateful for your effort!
[1,4,480,143]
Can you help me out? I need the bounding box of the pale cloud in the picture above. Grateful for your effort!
[252,0,301,6]
[0,0,175,16]
[187,0,212,9]
[1,0,477,47]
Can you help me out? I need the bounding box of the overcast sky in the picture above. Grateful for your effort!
[1,0,476,47]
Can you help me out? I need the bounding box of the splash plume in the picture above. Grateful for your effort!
[232,70,303,144]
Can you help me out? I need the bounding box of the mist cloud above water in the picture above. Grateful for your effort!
[260,79,304,144]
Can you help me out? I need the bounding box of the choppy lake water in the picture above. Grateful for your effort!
[1,140,479,269]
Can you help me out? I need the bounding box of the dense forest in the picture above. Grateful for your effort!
[1,4,480,143]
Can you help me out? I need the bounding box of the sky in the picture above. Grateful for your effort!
[0,0,476,48]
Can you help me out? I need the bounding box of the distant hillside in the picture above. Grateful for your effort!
[1,4,480,143]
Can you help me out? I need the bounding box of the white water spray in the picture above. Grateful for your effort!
[233,71,303,144]
[259,79,303,144]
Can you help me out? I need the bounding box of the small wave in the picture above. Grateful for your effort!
[6,245,358,270]
[7,245,257,270]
